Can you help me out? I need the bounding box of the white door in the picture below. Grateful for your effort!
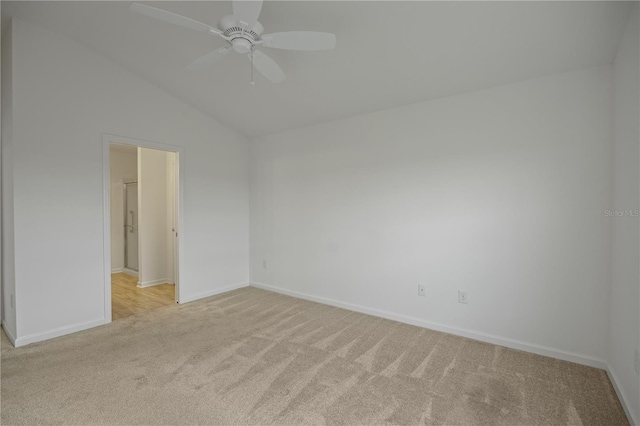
[124,182,139,271]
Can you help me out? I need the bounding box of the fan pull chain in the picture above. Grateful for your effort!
[250,47,255,86]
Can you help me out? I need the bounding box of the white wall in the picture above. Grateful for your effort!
[138,147,169,286]
[1,18,16,341]
[250,66,612,364]
[5,18,249,345]
[109,147,137,272]
[609,4,640,424]
[1,3,3,326]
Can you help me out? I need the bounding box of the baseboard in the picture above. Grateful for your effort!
[606,363,639,426]
[111,267,123,274]
[1,321,17,346]
[123,268,138,277]
[137,278,172,288]
[250,282,608,370]
[12,318,105,347]
[179,282,249,304]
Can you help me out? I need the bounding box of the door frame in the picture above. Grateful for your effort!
[102,134,185,323]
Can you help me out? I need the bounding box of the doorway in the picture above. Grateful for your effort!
[103,135,183,323]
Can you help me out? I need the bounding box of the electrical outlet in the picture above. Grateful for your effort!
[635,348,639,375]
[458,290,468,304]
[263,260,267,270]
[418,284,426,297]
[10,294,14,308]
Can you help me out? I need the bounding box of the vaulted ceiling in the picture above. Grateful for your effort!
[3,1,631,137]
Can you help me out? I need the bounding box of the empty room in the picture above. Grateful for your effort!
[1,1,638,425]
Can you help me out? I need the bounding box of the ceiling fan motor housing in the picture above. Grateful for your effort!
[219,15,264,53]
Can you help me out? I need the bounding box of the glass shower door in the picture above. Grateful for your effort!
[124,182,139,271]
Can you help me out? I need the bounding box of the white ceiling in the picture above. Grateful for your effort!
[3,1,631,138]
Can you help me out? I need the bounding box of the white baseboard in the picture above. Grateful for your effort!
[606,363,639,426]
[111,268,123,274]
[123,268,138,277]
[250,281,607,370]
[137,278,172,288]
[12,318,105,347]
[2,321,17,346]
[179,282,249,304]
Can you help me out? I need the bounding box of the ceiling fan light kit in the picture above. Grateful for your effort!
[131,0,337,84]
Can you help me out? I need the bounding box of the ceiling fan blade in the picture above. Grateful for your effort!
[232,0,263,30]
[185,47,232,71]
[131,3,221,35]
[261,31,336,51]
[250,50,286,83]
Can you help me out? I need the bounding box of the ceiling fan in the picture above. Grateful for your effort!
[131,0,337,84]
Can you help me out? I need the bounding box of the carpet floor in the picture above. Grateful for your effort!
[1,287,628,425]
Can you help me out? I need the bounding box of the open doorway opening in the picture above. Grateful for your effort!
[105,137,181,322]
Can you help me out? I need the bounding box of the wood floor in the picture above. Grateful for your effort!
[111,273,175,320]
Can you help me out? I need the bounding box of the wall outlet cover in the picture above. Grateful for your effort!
[458,290,468,304]
[418,284,426,297]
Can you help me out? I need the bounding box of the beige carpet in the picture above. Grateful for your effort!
[1,287,628,425]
